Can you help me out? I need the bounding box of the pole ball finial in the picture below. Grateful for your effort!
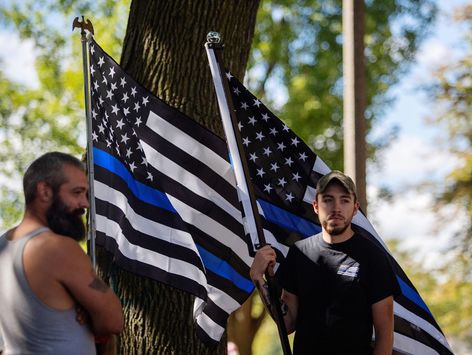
[206,32,221,44]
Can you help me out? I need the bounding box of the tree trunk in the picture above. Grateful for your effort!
[120,0,260,135]
[97,1,260,354]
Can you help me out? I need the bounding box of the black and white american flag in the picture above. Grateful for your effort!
[88,38,256,345]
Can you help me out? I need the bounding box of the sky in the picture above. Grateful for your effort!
[0,1,469,269]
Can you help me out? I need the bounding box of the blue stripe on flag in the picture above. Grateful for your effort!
[196,245,254,293]
[258,199,321,237]
[397,276,432,315]
[93,147,176,213]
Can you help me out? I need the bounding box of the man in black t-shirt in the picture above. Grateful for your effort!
[250,171,400,354]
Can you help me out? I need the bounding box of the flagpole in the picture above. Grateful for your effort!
[205,32,292,355]
[73,17,97,268]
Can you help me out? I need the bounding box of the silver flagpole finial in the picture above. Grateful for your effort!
[206,32,221,44]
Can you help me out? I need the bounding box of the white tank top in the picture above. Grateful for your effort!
[0,227,96,354]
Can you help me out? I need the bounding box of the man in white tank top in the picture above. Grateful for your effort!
[0,152,123,354]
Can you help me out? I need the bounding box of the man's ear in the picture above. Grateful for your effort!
[353,201,360,216]
[36,182,53,203]
[312,200,319,215]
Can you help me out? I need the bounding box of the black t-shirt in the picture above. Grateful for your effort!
[276,233,400,355]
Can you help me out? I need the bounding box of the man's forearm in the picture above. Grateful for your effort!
[373,333,394,355]
[254,279,273,316]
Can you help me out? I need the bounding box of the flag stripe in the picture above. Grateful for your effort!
[258,198,321,237]
[205,284,241,314]
[396,277,432,315]
[195,312,224,343]
[146,102,230,162]
[145,111,235,186]
[394,305,452,353]
[352,213,389,249]
[94,197,202,266]
[196,245,253,293]
[394,316,450,354]
[261,225,291,255]
[95,215,207,290]
[195,298,228,329]
[186,224,250,277]
[94,165,183,230]
[96,231,208,300]
[393,332,440,355]
[94,147,176,212]
[166,195,252,266]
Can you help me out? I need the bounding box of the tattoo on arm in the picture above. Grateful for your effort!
[88,277,109,293]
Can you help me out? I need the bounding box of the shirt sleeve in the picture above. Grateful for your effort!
[365,244,401,305]
[276,245,301,296]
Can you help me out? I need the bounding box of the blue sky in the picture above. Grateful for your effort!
[0,1,469,268]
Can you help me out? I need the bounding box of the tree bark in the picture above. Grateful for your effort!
[120,0,260,136]
[97,1,260,354]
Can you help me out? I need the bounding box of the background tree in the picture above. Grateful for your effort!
[423,4,472,347]
[427,3,472,270]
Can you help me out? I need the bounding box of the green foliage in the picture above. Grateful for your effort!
[249,0,436,168]
[0,0,130,226]
[427,4,472,267]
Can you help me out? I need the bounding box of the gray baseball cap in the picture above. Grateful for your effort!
[316,170,357,198]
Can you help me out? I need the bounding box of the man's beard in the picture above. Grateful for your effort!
[46,196,86,241]
[323,220,350,236]
[322,213,354,236]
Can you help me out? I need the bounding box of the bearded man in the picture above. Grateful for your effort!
[0,152,123,355]
[250,171,400,355]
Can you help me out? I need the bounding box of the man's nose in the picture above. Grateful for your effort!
[332,199,341,211]
[80,194,90,209]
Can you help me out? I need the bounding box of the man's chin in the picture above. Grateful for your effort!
[326,224,349,236]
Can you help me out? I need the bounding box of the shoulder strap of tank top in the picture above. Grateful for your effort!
[23,226,51,239]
